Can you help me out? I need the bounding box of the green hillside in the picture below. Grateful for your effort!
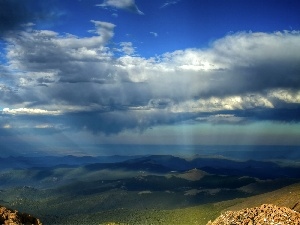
[1,181,298,224]
[223,181,300,212]
[54,202,231,225]
[1,155,299,225]
[90,182,300,225]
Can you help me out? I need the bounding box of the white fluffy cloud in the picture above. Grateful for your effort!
[119,42,135,55]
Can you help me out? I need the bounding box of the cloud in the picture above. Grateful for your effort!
[195,114,248,125]
[1,27,300,135]
[150,32,158,37]
[97,0,144,15]
[160,0,181,9]
[2,108,61,116]
[4,20,116,84]
[119,42,135,55]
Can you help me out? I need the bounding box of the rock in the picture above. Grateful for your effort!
[207,204,300,225]
[0,205,42,225]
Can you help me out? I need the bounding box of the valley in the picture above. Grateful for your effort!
[0,153,299,224]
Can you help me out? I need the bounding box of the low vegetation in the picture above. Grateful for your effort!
[0,154,299,224]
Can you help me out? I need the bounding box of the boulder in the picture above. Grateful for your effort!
[207,204,300,225]
[0,205,42,225]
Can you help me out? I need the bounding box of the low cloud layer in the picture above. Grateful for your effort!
[1,20,300,135]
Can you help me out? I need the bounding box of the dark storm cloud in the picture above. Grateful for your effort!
[1,108,190,135]
[48,110,194,135]
[231,106,300,122]
[4,105,300,137]
[196,64,300,98]
[0,66,22,104]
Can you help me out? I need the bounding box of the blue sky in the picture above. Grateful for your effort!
[0,0,300,156]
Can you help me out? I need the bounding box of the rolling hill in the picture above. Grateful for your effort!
[0,154,299,224]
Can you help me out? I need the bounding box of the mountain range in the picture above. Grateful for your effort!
[0,154,299,224]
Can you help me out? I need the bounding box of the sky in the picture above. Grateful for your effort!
[0,0,300,156]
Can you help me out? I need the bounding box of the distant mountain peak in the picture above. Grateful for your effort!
[176,168,209,181]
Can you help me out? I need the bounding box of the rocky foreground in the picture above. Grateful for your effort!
[207,204,300,225]
[0,205,42,225]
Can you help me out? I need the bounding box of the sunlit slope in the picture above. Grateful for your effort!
[223,181,300,212]
[57,204,225,225]
[56,182,300,225]
[1,176,298,224]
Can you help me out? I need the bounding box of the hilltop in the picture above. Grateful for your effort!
[222,182,300,212]
[0,205,42,225]
[206,182,300,225]
[207,204,300,225]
